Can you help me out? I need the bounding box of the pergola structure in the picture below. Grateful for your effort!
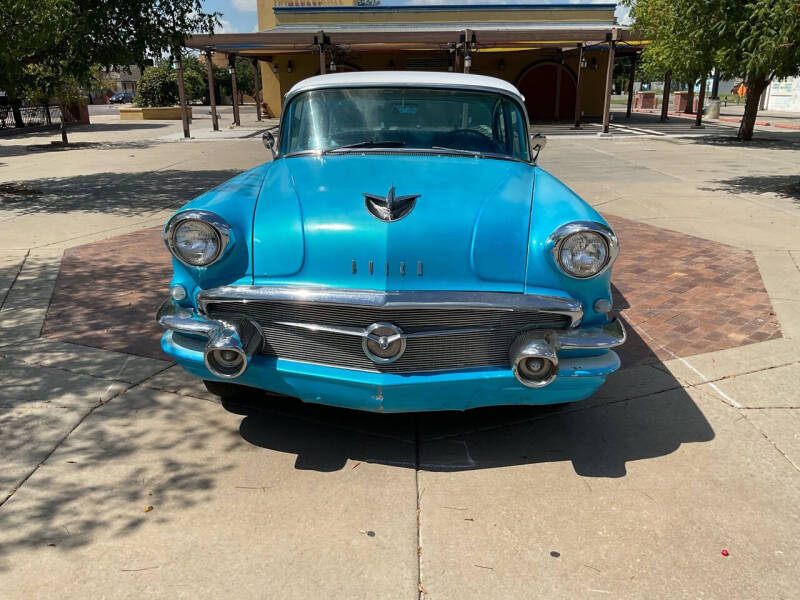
[178,22,643,138]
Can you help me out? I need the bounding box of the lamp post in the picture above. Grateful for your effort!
[253,58,262,122]
[205,50,219,131]
[228,54,240,126]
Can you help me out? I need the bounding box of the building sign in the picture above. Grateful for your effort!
[766,77,800,112]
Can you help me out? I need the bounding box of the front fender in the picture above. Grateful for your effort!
[526,168,614,326]
[168,163,271,301]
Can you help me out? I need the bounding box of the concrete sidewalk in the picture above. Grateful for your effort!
[1,118,799,598]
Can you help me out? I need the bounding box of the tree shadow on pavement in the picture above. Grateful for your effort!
[699,173,800,202]
[0,169,241,216]
[0,386,237,572]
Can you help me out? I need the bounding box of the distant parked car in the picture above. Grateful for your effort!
[109,91,133,104]
[157,72,625,413]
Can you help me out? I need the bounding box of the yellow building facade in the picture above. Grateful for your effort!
[190,2,634,124]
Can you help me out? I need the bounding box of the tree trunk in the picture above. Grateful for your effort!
[738,75,769,141]
[660,71,671,121]
[11,100,24,128]
[694,73,707,127]
[59,103,69,144]
[684,79,695,114]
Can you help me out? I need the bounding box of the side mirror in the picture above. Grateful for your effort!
[262,130,276,159]
[530,133,546,163]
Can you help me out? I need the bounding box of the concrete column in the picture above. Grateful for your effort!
[601,41,616,134]
[572,44,584,129]
[229,54,240,126]
[252,59,262,122]
[626,54,637,118]
[205,50,219,131]
[175,50,190,139]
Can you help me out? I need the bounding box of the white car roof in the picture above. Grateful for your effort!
[287,71,525,102]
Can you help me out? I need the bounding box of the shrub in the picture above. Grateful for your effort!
[134,66,178,107]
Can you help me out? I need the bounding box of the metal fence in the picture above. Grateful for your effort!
[0,105,62,130]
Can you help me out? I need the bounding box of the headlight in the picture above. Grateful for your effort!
[547,221,618,279]
[164,210,231,267]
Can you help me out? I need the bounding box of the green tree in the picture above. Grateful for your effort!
[234,57,257,101]
[717,0,800,140]
[135,66,179,107]
[0,0,221,137]
[626,0,721,126]
[626,0,800,140]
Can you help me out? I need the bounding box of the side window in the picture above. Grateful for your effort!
[509,104,521,157]
[493,102,506,147]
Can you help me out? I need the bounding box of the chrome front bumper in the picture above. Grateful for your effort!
[156,297,625,384]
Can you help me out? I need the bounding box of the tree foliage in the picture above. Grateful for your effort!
[234,57,257,99]
[135,66,179,107]
[0,0,221,103]
[625,0,800,140]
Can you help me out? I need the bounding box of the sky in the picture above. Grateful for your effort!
[203,0,631,34]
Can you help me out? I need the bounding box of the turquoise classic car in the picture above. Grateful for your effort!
[157,71,625,413]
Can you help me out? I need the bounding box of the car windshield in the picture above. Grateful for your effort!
[280,87,529,161]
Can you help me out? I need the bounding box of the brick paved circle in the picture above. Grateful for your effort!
[41,216,781,366]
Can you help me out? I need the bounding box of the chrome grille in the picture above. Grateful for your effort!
[205,301,570,373]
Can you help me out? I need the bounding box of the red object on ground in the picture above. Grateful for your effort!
[721,549,729,557]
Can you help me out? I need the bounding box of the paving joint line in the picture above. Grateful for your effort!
[414,415,424,600]
[0,348,163,386]
[37,253,64,338]
[0,359,176,509]
[741,414,800,472]
[0,249,30,312]
[0,381,131,508]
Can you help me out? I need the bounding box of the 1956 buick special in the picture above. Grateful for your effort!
[157,71,625,413]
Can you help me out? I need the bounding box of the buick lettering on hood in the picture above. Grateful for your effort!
[157,72,625,413]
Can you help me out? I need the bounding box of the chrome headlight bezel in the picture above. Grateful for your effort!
[164,210,232,268]
[546,221,619,279]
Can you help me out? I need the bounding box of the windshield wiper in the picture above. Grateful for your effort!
[429,146,483,157]
[324,140,406,153]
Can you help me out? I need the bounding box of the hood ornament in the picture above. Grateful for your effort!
[364,186,420,222]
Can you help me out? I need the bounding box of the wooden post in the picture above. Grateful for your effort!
[463,29,472,73]
[229,54,240,126]
[205,50,219,131]
[554,53,562,121]
[317,31,326,74]
[252,59,262,121]
[601,40,616,134]
[626,54,637,118]
[694,72,707,128]
[660,70,672,122]
[175,49,191,139]
[573,44,584,128]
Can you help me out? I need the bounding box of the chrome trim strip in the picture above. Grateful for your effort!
[552,316,626,350]
[163,209,233,268]
[197,286,584,327]
[545,220,620,280]
[274,320,492,343]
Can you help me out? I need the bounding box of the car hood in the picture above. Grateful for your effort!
[252,154,535,291]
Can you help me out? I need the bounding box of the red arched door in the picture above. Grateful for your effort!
[517,63,577,122]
